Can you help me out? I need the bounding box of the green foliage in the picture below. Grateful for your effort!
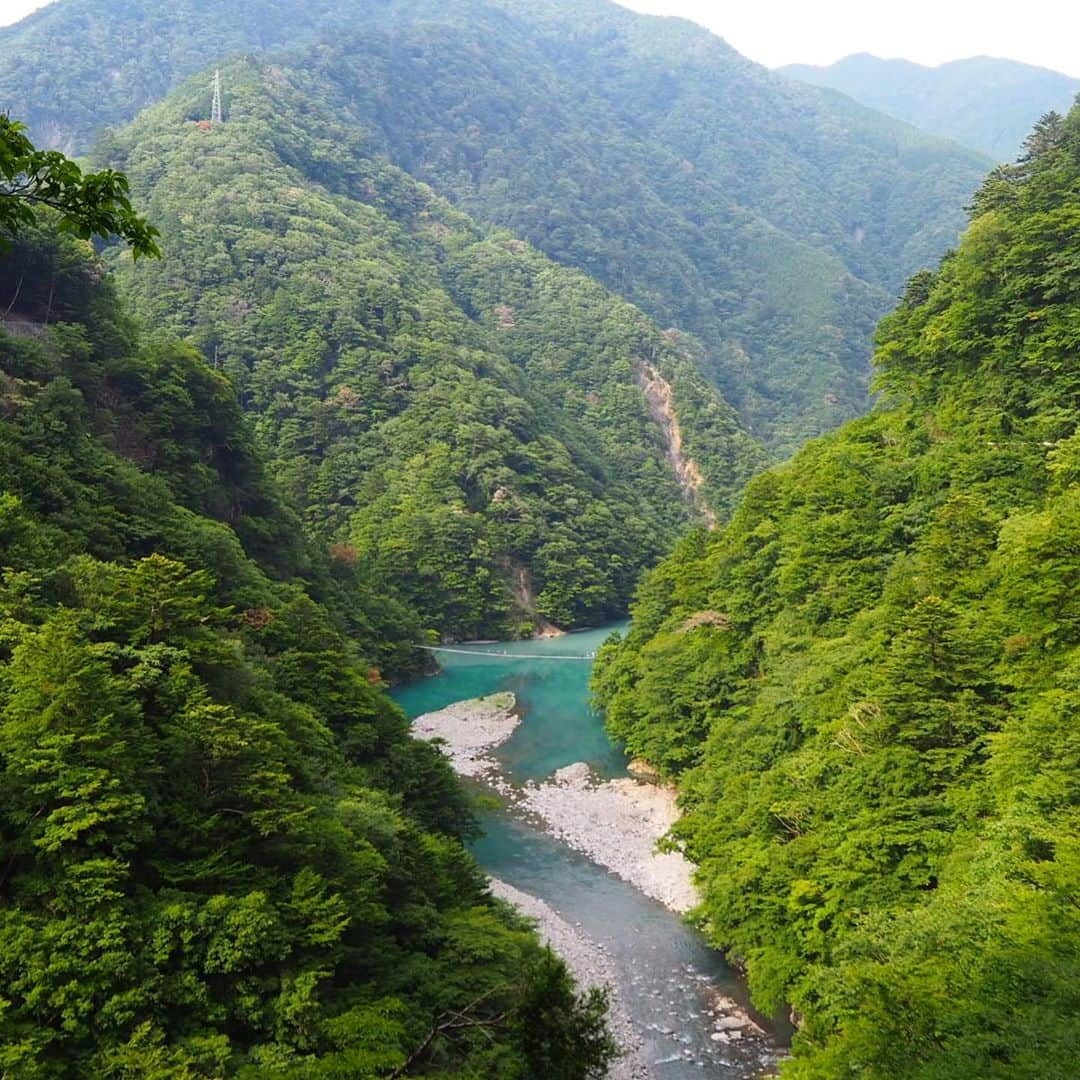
[104,58,761,640]
[594,105,1080,1075]
[512,952,618,1079]
[0,231,617,1076]
[244,0,988,450]
[0,0,989,449]
[0,115,159,257]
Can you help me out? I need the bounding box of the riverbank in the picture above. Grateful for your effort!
[521,763,700,914]
[489,877,652,1079]
[412,697,698,911]
[410,692,519,778]
[408,683,782,1077]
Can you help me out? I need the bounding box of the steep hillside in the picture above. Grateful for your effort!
[593,107,1080,1076]
[0,0,990,448]
[782,53,1080,160]
[0,0,344,153]
[102,58,761,639]
[0,225,615,1076]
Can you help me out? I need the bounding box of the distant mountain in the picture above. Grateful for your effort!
[0,0,991,450]
[780,53,1080,160]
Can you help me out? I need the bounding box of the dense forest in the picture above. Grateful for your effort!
[0,216,617,1076]
[5,0,1078,1077]
[594,105,1080,1076]
[277,0,988,450]
[0,0,991,449]
[781,53,1080,161]
[98,58,760,639]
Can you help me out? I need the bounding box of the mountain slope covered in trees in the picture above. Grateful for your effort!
[593,106,1080,1077]
[0,224,615,1076]
[0,0,991,449]
[781,53,1080,161]
[294,0,990,449]
[101,58,761,639]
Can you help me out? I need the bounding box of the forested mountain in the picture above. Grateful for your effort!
[0,223,615,1076]
[97,58,760,640]
[781,53,1080,161]
[594,106,1080,1076]
[4,0,1078,1074]
[0,0,991,449]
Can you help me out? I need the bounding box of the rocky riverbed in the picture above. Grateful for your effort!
[489,877,652,1079]
[410,691,519,778]
[412,694,776,1074]
[412,696,696,911]
[520,762,699,914]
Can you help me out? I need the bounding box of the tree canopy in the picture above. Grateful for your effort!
[0,115,160,258]
[0,216,615,1077]
[101,58,762,640]
[594,105,1080,1077]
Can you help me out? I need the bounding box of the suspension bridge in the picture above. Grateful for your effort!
[416,644,596,661]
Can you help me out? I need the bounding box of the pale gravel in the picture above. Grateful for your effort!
[520,763,701,914]
[412,698,769,1065]
[488,877,653,1080]
[411,691,519,777]
[412,699,697,913]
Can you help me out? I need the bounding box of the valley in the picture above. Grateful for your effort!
[0,0,1078,1077]
[393,627,784,1078]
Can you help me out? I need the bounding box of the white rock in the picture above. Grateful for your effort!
[411,693,518,777]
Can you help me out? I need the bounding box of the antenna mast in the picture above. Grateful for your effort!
[211,69,223,124]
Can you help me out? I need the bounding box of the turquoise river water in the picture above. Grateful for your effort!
[392,624,783,1078]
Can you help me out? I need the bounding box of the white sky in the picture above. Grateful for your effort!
[617,0,1080,77]
[0,0,47,27]
[1,0,1078,78]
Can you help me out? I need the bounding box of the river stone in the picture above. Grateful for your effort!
[551,761,593,785]
[627,758,661,780]
[713,1015,745,1031]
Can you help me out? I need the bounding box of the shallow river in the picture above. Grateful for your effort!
[392,625,783,1078]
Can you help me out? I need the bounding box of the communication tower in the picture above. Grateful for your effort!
[211,69,223,124]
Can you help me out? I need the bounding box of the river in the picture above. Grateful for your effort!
[392,624,783,1078]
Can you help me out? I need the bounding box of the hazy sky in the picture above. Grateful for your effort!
[618,0,1080,77]
[0,0,1078,78]
[0,0,44,27]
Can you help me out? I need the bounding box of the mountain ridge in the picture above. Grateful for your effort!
[102,54,762,638]
[0,0,991,449]
[593,99,1080,1078]
[781,52,1080,160]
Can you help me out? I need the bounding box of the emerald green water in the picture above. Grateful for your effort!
[393,624,628,782]
[392,625,782,1077]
